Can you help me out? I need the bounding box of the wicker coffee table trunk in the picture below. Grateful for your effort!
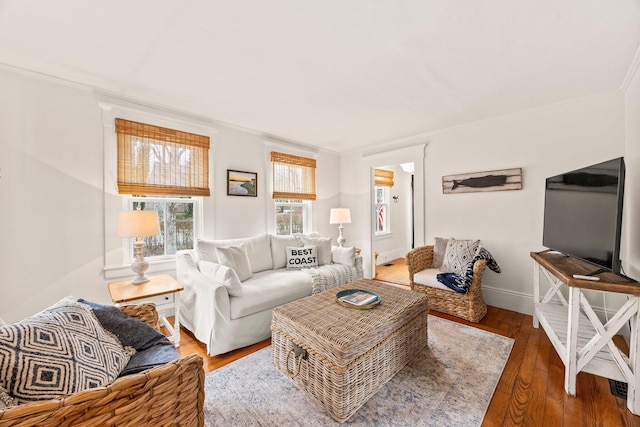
[271,280,429,422]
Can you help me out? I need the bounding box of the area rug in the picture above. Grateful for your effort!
[203,316,514,426]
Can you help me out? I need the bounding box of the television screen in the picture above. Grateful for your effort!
[542,157,625,274]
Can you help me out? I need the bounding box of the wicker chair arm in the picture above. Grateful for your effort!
[119,302,160,330]
[468,258,488,293]
[0,353,204,427]
[405,245,434,277]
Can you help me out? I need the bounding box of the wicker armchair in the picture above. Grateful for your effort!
[0,303,205,427]
[406,245,488,323]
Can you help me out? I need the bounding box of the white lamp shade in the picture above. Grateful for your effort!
[117,210,161,238]
[330,208,351,224]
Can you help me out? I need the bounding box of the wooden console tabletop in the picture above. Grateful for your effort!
[531,250,640,296]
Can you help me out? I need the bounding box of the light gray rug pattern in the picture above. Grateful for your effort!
[204,316,514,426]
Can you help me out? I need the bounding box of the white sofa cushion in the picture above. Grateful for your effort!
[229,269,313,319]
[197,234,272,273]
[332,246,356,266]
[297,236,332,265]
[216,244,253,282]
[270,235,299,269]
[199,261,243,297]
[413,268,454,292]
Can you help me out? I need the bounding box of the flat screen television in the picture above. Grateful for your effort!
[542,157,625,275]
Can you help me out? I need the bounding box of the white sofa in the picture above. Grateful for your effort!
[176,233,363,355]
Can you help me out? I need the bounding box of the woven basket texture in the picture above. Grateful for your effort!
[406,245,488,323]
[0,304,204,427]
[272,280,428,368]
[271,280,428,422]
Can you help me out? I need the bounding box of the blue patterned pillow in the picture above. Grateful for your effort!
[0,298,134,403]
[441,238,481,276]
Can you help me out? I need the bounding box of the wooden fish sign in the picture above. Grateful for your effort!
[443,168,522,194]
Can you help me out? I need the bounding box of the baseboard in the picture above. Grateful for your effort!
[375,248,407,265]
[483,285,532,316]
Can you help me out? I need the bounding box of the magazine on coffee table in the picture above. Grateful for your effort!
[339,291,379,306]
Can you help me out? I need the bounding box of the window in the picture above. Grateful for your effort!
[271,152,316,201]
[275,200,309,235]
[375,186,390,234]
[271,152,316,234]
[128,197,197,259]
[116,118,210,259]
[116,118,210,196]
[374,168,393,235]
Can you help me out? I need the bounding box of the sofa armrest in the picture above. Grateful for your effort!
[406,245,434,280]
[0,354,205,426]
[354,254,364,279]
[176,250,231,350]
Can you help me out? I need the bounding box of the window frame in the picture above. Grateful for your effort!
[274,199,312,235]
[123,195,202,262]
[99,97,215,280]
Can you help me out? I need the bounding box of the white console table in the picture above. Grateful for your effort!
[532,251,640,415]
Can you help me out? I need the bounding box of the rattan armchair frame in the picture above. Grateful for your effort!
[0,303,205,427]
[406,245,488,323]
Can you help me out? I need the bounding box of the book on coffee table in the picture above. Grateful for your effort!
[339,291,378,306]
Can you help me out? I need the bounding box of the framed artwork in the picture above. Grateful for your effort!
[442,168,522,194]
[227,170,257,197]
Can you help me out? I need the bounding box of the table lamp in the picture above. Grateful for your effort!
[330,208,351,247]
[117,210,161,284]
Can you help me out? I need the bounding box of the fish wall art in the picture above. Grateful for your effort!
[442,168,522,194]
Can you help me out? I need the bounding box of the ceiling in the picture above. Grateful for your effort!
[1,1,639,153]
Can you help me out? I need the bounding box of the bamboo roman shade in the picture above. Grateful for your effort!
[374,169,394,187]
[116,118,210,196]
[271,151,316,201]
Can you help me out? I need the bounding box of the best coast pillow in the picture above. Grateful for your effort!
[286,246,318,269]
[441,238,481,276]
[0,298,134,404]
[199,261,244,297]
[433,237,449,270]
[297,236,332,266]
[216,244,253,282]
[332,246,356,267]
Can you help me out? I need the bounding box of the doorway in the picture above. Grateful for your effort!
[372,163,414,287]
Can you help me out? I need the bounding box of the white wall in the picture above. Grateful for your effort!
[423,91,626,314]
[624,51,640,280]
[341,91,628,315]
[0,67,341,323]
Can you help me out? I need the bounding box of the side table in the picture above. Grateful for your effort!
[107,274,184,347]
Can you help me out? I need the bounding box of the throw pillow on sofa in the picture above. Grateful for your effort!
[216,244,253,281]
[297,236,332,265]
[432,237,449,269]
[441,238,481,276]
[286,246,318,269]
[0,298,134,404]
[270,234,300,269]
[197,234,272,274]
[78,299,179,377]
[199,261,243,297]
[332,246,356,267]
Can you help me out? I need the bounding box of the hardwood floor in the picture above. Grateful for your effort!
[172,260,640,426]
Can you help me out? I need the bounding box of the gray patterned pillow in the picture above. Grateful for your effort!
[441,238,481,276]
[0,298,134,404]
[433,237,449,269]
